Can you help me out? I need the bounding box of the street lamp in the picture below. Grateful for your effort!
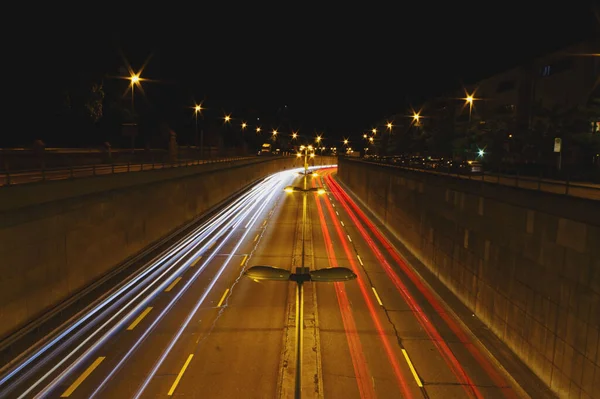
[372,128,377,135]
[241,122,247,130]
[224,114,231,123]
[256,126,261,133]
[463,93,477,123]
[127,73,142,151]
[412,112,420,124]
[194,104,204,158]
[130,74,140,110]
[246,177,356,399]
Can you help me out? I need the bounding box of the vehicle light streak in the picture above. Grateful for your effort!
[0,177,270,393]
[20,174,287,398]
[316,177,413,398]
[313,182,375,399]
[130,177,281,399]
[327,174,514,398]
[4,166,326,398]
[325,174,483,399]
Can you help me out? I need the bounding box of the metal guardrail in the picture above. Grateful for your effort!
[350,158,600,201]
[0,157,256,187]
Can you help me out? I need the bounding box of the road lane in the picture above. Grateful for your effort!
[0,157,254,186]
[0,169,294,398]
[312,176,421,399]
[360,161,600,201]
[320,167,524,398]
[78,174,292,398]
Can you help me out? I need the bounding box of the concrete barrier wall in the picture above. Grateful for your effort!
[338,158,600,399]
[0,156,336,340]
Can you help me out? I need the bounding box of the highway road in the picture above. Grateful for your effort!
[360,160,600,201]
[0,165,531,398]
[0,157,252,186]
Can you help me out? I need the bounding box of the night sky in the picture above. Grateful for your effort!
[15,3,599,147]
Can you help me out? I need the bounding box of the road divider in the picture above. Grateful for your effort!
[168,354,194,396]
[401,349,423,388]
[126,307,153,331]
[217,289,230,307]
[164,277,182,292]
[371,287,383,306]
[60,357,105,397]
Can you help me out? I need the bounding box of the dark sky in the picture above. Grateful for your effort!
[16,2,599,145]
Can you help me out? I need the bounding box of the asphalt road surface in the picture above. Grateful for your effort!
[361,160,600,201]
[0,157,251,186]
[1,165,534,398]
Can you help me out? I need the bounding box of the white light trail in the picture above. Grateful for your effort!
[30,172,289,398]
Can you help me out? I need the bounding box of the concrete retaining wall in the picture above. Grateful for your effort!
[0,156,336,340]
[338,158,600,399]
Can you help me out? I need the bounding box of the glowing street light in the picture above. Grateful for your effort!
[412,112,420,123]
[463,91,478,122]
[343,139,349,145]
[372,128,377,134]
[272,129,278,136]
[387,122,393,129]
[241,122,247,129]
[194,103,204,157]
[224,114,231,123]
[292,132,298,139]
[256,126,261,133]
[315,136,321,143]
[128,73,142,114]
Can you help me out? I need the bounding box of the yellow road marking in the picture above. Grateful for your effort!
[240,255,248,266]
[217,289,230,307]
[127,307,153,330]
[402,349,423,387]
[340,221,345,226]
[357,255,364,266]
[165,277,182,292]
[190,255,202,267]
[262,220,267,227]
[332,203,335,207]
[335,211,339,216]
[347,234,352,242]
[254,234,259,242]
[60,357,105,397]
[168,354,194,395]
[371,287,383,306]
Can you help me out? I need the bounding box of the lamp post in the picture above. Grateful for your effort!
[246,181,355,399]
[194,104,203,158]
[130,74,139,115]
[129,73,140,152]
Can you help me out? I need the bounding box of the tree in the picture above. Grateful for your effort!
[85,83,105,123]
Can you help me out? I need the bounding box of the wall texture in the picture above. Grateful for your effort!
[338,158,600,399]
[0,156,335,340]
